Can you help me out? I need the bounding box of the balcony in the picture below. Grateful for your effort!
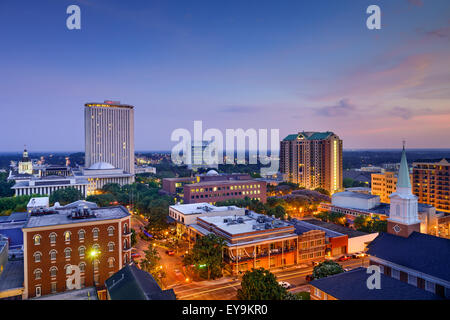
[123,246,132,252]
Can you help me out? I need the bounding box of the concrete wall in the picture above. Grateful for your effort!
[347,233,379,253]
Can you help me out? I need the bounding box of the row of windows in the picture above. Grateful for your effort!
[191,184,261,193]
[301,251,323,260]
[33,226,120,246]
[33,258,116,280]
[191,190,261,199]
[33,243,115,262]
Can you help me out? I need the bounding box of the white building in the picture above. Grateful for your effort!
[11,176,89,197]
[84,101,135,176]
[331,191,381,210]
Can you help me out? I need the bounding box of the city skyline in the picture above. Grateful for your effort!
[1,0,450,152]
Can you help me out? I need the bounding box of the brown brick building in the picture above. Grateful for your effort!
[184,179,267,204]
[22,205,131,299]
[412,158,450,213]
[280,131,343,194]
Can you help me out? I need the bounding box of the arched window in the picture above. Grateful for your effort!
[49,233,57,244]
[124,254,128,264]
[108,257,115,268]
[123,223,128,234]
[34,234,41,245]
[34,252,42,263]
[123,238,129,249]
[93,260,99,272]
[92,228,99,239]
[78,230,85,240]
[64,248,72,259]
[64,231,71,242]
[50,266,57,277]
[78,246,86,257]
[108,242,115,252]
[64,264,72,275]
[50,249,57,261]
[79,262,86,273]
[107,226,115,236]
[34,269,42,280]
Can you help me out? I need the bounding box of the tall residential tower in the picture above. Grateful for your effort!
[84,101,135,175]
[280,131,343,194]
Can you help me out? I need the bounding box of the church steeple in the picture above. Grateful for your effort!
[396,141,412,194]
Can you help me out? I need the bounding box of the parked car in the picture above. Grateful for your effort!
[166,250,175,256]
[278,281,292,289]
[338,255,351,262]
[305,274,314,282]
[352,252,367,259]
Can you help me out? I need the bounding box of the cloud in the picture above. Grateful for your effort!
[388,106,414,120]
[218,106,258,113]
[315,99,356,117]
[425,27,450,39]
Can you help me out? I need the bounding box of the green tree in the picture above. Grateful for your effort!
[139,246,166,286]
[237,268,287,300]
[49,187,83,205]
[312,260,344,279]
[314,188,330,196]
[183,234,225,280]
[86,193,116,207]
[131,228,137,247]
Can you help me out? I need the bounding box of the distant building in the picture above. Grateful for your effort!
[73,162,134,195]
[18,148,33,175]
[134,166,156,175]
[371,171,412,203]
[105,264,176,300]
[280,131,343,194]
[309,267,441,300]
[413,158,450,213]
[84,101,135,176]
[11,175,89,197]
[22,203,131,299]
[189,140,218,171]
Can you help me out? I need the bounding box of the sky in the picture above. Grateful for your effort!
[0,0,449,152]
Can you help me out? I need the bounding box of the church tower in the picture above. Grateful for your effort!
[18,146,33,175]
[387,143,421,237]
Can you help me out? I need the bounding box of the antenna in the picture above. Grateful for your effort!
[402,139,406,150]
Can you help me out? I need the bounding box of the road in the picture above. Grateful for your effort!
[172,257,370,300]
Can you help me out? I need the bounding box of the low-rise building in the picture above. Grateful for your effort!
[12,175,89,197]
[22,204,131,299]
[309,267,441,300]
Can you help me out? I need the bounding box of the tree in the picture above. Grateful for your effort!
[130,228,137,247]
[0,172,14,198]
[49,187,83,205]
[183,234,225,280]
[314,188,330,196]
[237,268,287,300]
[86,193,116,207]
[140,246,165,286]
[312,260,344,279]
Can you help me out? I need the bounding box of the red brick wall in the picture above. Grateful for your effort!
[25,217,130,298]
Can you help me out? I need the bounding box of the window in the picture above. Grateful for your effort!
[49,233,57,244]
[35,286,41,297]
[123,223,129,234]
[78,246,85,257]
[93,259,99,272]
[124,239,129,249]
[50,266,57,277]
[34,235,41,245]
[92,228,99,239]
[108,242,115,252]
[64,248,72,259]
[79,262,86,273]
[65,265,72,275]
[314,288,321,298]
[78,230,85,241]
[107,226,115,236]
[34,269,42,280]
[51,282,57,293]
[108,257,115,268]
[50,249,57,261]
[64,231,71,242]
[34,252,42,263]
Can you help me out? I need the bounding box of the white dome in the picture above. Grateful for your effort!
[206,170,219,176]
[88,162,115,170]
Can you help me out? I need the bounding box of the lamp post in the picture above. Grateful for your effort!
[89,248,100,287]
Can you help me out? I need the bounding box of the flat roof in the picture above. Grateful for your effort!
[169,203,242,215]
[333,191,379,200]
[85,102,134,109]
[184,180,262,187]
[23,206,130,229]
[302,219,369,238]
[310,267,440,300]
[0,260,24,293]
[292,219,343,238]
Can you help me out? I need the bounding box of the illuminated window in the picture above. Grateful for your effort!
[64,231,71,242]
[34,235,41,245]
[108,257,115,268]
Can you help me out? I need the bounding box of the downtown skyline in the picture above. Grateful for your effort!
[1,0,450,152]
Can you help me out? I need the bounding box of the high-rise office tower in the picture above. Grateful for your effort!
[85,101,135,175]
[280,131,343,194]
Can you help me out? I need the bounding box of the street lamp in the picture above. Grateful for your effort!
[89,248,100,287]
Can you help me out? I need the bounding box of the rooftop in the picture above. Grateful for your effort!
[85,101,134,109]
[105,264,176,300]
[333,191,379,200]
[294,219,370,238]
[170,203,242,215]
[367,232,450,282]
[23,205,130,229]
[0,260,24,293]
[184,179,262,187]
[310,267,441,300]
[283,131,335,141]
[33,287,98,300]
[27,197,49,208]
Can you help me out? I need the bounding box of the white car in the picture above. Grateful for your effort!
[278,281,292,289]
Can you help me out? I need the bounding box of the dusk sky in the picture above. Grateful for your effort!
[1,0,449,152]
